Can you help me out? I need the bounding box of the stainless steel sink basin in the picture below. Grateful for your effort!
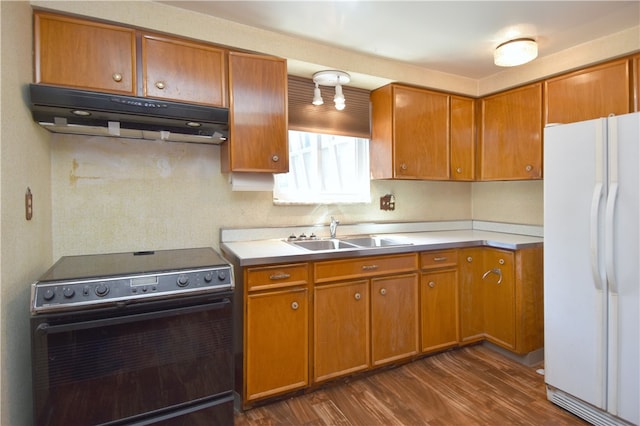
[342,236,412,248]
[291,239,358,251]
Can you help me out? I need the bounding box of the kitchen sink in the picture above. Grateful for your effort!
[289,235,412,251]
[342,236,412,248]
[291,239,358,251]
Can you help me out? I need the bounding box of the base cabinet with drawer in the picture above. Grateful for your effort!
[313,253,419,382]
[242,263,309,406]
[419,249,459,353]
[229,244,542,408]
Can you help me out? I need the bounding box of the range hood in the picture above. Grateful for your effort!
[29,84,229,144]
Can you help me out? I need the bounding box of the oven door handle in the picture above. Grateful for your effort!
[35,297,231,335]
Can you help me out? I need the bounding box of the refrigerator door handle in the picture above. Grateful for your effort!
[605,182,619,294]
[590,183,604,291]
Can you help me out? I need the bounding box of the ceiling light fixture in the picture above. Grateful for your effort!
[312,70,351,110]
[494,38,538,67]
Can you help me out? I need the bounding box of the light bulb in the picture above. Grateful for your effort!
[334,83,345,104]
[312,83,323,105]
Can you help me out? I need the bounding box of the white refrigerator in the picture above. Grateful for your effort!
[544,112,639,426]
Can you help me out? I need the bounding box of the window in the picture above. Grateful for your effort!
[273,130,370,205]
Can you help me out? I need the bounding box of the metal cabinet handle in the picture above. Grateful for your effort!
[456,167,462,173]
[525,164,533,172]
[467,256,473,263]
[269,273,291,280]
[354,292,361,301]
[272,155,279,162]
[433,256,448,262]
[428,281,435,288]
[155,81,166,90]
[112,72,123,82]
[362,265,379,271]
[482,268,503,285]
[291,301,299,310]
[400,163,408,171]
[380,288,387,296]
[498,258,505,265]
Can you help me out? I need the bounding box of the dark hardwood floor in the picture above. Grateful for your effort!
[234,344,587,425]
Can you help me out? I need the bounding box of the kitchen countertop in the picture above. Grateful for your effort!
[221,222,543,266]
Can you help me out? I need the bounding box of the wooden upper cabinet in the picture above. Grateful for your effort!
[142,34,227,107]
[450,96,476,181]
[224,52,288,173]
[371,84,450,180]
[545,58,631,124]
[479,83,542,181]
[34,11,136,95]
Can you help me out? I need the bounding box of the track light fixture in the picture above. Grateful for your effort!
[312,70,351,110]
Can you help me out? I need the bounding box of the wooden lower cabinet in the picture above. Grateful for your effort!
[420,249,459,353]
[246,287,308,401]
[421,269,458,352]
[459,248,485,344]
[314,280,370,382]
[371,273,420,366]
[468,246,544,355]
[482,249,516,350]
[237,245,542,406]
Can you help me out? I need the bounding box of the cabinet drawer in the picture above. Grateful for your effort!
[420,249,458,269]
[246,263,308,291]
[314,253,418,283]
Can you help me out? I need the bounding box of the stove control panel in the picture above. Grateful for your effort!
[31,266,233,313]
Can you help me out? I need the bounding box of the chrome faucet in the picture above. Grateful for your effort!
[329,216,340,239]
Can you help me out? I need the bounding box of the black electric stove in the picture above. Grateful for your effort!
[31,247,234,314]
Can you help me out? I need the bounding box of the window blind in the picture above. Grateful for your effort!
[287,75,371,138]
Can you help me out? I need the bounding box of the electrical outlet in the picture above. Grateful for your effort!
[380,194,395,211]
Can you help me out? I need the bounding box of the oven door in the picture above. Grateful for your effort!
[31,294,233,426]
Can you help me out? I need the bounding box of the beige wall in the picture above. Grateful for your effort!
[1,2,53,425]
[51,135,472,257]
[1,0,635,423]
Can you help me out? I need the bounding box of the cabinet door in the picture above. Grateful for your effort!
[314,281,369,382]
[34,12,135,94]
[142,34,226,106]
[479,83,542,180]
[224,52,288,173]
[246,288,308,401]
[458,248,485,344]
[371,273,419,365]
[420,269,458,352]
[545,59,630,124]
[482,249,515,350]
[394,86,450,179]
[634,55,640,112]
[450,96,476,181]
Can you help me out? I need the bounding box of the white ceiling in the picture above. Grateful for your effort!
[159,1,639,80]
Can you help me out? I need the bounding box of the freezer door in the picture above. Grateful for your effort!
[606,113,639,425]
[544,118,608,410]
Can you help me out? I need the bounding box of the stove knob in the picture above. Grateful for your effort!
[217,271,226,281]
[177,274,190,287]
[95,283,109,297]
[204,272,214,283]
[43,289,55,301]
[63,287,75,299]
